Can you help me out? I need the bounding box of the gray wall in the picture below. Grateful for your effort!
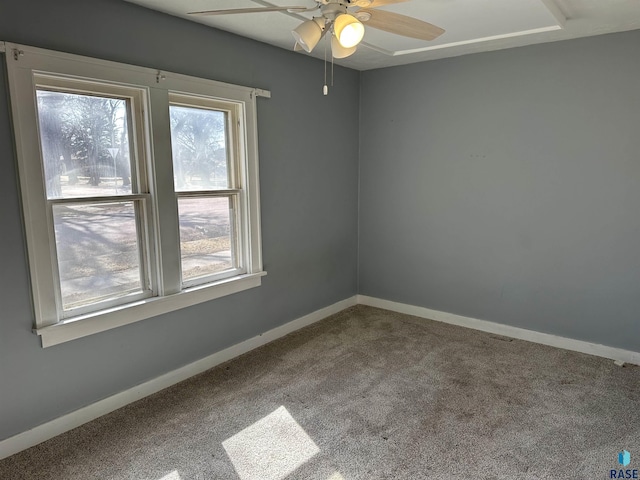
[0,0,359,440]
[359,30,640,352]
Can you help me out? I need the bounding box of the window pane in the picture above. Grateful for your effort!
[178,197,235,282]
[53,202,145,310]
[170,105,229,191]
[36,90,133,199]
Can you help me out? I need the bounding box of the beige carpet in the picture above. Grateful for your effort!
[1,305,639,479]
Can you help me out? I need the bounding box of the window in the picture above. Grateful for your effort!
[169,95,243,286]
[36,81,153,318]
[4,43,267,347]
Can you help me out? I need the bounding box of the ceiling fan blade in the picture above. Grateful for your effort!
[360,9,445,41]
[189,6,310,16]
[367,0,410,8]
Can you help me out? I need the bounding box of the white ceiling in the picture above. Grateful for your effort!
[124,0,640,70]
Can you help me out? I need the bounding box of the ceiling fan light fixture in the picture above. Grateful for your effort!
[331,35,357,59]
[334,14,365,48]
[292,18,323,53]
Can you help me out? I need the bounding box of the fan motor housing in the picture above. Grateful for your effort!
[320,3,348,20]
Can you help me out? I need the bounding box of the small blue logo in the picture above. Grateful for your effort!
[611,451,637,478]
[620,451,631,467]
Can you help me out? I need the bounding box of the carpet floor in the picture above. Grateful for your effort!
[1,305,639,479]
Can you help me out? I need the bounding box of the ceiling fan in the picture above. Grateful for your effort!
[188,0,445,59]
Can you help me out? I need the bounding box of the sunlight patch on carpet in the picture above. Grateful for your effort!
[222,406,320,480]
[157,471,181,480]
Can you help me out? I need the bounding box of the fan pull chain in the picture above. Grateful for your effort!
[323,40,328,96]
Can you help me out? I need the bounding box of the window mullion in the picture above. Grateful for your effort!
[148,87,182,296]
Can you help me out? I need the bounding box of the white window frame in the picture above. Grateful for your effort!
[169,93,246,288]
[4,42,268,347]
[35,76,157,319]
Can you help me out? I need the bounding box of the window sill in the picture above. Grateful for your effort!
[34,272,267,348]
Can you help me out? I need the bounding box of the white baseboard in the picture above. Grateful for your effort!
[358,295,640,365]
[0,296,358,460]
